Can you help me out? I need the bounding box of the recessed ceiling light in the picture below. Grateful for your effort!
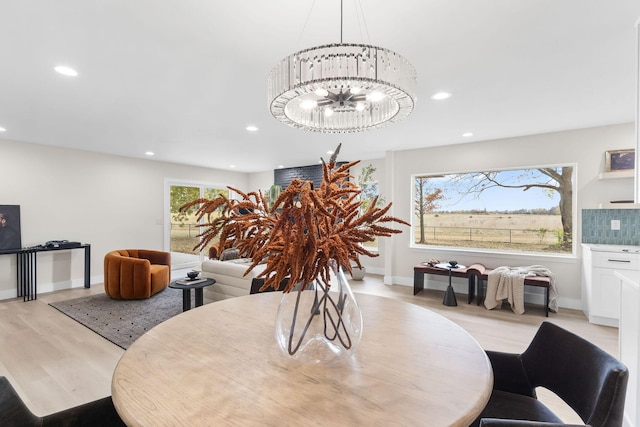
[229,165,236,168]
[246,125,259,132]
[430,92,452,100]
[0,127,6,132]
[462,132,473,137]
[54,66,78,77]
[277,165,285,169]
[144,151,155,156]
[327,150,334,154]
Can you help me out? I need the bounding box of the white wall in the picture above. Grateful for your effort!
[0,139,247,299]
[248,170,274,194]
[1,123,634,307]
[385,123,635,310]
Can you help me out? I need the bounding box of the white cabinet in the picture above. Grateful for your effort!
[616,270,640,427]
[582,244,640,327]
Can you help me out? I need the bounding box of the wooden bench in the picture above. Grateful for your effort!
[413,263,553,316]
[413,263,482,303]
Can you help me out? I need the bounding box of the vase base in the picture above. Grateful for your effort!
[275,262,363,366]
[287,336,350,365]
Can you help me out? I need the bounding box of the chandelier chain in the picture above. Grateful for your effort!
[356,0,371,44]
[297,0,318,48]
[340,0,343,44]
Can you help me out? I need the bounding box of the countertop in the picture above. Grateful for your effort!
[582,243,640,253]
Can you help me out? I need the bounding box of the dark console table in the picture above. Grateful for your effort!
[0,244,91,301]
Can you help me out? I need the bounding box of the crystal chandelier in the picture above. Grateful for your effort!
[267,3,416,133]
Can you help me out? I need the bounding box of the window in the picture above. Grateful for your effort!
[357,163,383,251]
[412,165,574,254]
[167,182,229,268]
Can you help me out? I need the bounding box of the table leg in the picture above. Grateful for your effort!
[17,251,37,301]
[545,288,549,317]
[182,289,192,311]
[467,275,476,304]
[195,288,204,307]
[413,270,424,295]
[16,253,24,299]
[442,268,458,307]
[84,244,91,288]
[477,278,485,306]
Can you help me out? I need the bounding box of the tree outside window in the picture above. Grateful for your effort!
[412,165,574,254]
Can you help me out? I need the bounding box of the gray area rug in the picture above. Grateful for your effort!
[49,288,192,349]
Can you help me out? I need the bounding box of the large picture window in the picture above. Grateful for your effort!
[412,165,574,255]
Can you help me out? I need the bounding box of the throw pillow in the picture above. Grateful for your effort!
[219,248,239,261]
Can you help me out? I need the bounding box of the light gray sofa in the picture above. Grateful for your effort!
[200,258,266,301]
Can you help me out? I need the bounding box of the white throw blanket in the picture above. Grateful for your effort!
[484,265,558,314]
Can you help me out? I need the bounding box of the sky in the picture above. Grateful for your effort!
[421,169,562,212]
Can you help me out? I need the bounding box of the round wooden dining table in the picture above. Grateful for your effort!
[111,292,493,426]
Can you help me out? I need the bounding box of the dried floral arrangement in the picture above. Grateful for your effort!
[180,146,409,293]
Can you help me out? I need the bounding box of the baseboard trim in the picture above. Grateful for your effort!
[0,276,100,301]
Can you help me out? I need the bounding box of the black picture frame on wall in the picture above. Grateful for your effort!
[0,205,22,250]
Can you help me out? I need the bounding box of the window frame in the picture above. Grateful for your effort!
[409,163,577,258]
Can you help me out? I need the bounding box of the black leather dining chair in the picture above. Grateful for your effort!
[479,420,586,427]
[473,321,628,427]
[0,376,125,427]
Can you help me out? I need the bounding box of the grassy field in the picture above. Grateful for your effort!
[415,213,569,253]
[171,212,566,256]
[171,235,202,255]
[169,208,218,254]
[170,220,213,255]
[171,224,378,254]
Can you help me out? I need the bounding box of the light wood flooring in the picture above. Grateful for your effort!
[0,274,618,424]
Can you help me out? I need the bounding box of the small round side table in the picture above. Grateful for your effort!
[169,278,216,311]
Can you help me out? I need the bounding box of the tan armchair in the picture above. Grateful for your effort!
[104,249,171,299]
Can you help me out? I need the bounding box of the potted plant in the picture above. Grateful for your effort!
[180,145,408,364]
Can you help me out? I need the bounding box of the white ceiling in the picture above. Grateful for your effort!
[0,1,639,173]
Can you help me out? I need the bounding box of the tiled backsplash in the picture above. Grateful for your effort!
[582,209,640,245]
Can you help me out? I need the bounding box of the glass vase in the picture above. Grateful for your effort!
[274,259,363,365]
